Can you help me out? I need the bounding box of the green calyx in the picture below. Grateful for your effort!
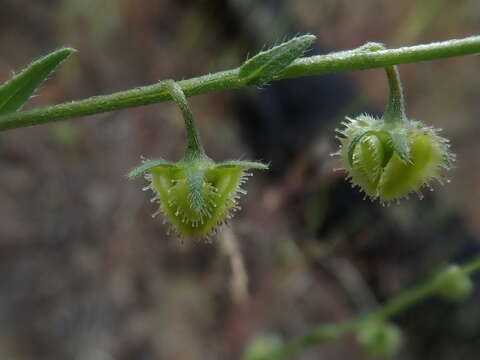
[337,115,453,202]
[336,60,454,202]
[129,156,267,238]
[128,81,268,238]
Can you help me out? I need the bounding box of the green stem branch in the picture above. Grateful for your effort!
[0,35,480,131]
[258,256,480,360]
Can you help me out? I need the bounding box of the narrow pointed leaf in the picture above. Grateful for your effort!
[215,160,269,170]
[239,34,316,85]
[128,159,177,179]
[0,47,75,115]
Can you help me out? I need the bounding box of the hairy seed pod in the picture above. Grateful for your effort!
[130,157,267,238]
[336,115,454,202]
[334,59,454,202]
[337,115,454,202]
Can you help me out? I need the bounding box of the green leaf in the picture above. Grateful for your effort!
[127,159,177,179]
[387,131,411,163]
[215,160,269,170]
[0,47,76,115]
[239,34,316,85]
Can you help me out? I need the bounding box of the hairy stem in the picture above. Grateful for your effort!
[354,42,406,126]
[257,255,480,360]
[383,65,406,126]
[0,35,480,131]
[162,80,206,160]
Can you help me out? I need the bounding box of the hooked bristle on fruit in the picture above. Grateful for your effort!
[335,114,454,203]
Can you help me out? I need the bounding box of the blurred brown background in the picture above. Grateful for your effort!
[0,1,479,359]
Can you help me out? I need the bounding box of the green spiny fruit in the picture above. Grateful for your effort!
[130,156,267,238]
[335,115,454,202]
[334,62,454,203]
[128,80,268,238]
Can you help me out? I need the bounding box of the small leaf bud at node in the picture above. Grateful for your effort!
[243,334,282,360]
[435,265,473,301]
[357,321,403,358]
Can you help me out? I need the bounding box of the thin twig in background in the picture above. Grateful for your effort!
[220,227,249,304]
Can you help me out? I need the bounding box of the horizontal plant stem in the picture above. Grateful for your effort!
[1,35,480,132]
[260,255,480,360]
